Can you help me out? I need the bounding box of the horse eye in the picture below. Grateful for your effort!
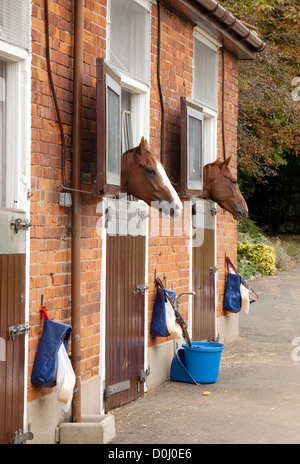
[146,169,156,175]
[231,179,237,185]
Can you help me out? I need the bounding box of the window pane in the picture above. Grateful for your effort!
[188,115,202,189]
[0,60,6,207]
[107,85,120,185]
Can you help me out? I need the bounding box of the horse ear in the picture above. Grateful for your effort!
[139,137,149,151]
[222,156,232,168]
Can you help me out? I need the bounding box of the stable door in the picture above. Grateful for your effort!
[104,199,148,412]
[192,199,216,342]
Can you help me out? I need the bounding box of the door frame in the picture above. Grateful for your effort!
[99,197,149,413]
[0,39,31,438]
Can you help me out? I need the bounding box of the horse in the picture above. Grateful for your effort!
[121,137,183,218]
[201,157,248,220]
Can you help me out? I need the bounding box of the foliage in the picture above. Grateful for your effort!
[243,152,300,234]
[238,241,276,275]
[237,218,297,278]
[220,0,300,181]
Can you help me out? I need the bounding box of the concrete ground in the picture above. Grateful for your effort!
[110,254,300,444]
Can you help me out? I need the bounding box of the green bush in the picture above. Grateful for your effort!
[237,241,276,275]
[237,218,298,279]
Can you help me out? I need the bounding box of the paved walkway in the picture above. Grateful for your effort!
[110,254,300,445]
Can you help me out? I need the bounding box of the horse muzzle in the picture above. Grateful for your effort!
[233,205,248,220]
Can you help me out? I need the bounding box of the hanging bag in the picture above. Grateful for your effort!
[151,287,176,337]
[224,272,242,313]
[225,256,259,309]
[31,318,72,388]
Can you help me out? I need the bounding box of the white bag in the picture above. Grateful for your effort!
[240,283,250,314]
[165,298,183,340]
[57,343,76,412]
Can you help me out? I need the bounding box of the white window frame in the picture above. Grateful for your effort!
[0,40,31,212]
[120,73,150,147]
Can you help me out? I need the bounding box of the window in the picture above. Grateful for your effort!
[180,98,204,197]
[97,58,122,195]
[0,0,31,51]
[193,33,219,112]
[97,1,151,196]
[0,0,31,211]
[108,0,151,86]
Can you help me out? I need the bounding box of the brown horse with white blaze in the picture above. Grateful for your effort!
[121,137,183,218]
[202,157,248,220]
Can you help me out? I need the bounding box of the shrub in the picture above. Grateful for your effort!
[237,241,276,275]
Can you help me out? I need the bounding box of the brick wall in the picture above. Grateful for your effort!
[216,49,239,318]
[28,0,239,401]
[148,4,193,346]
[29,0,106,402]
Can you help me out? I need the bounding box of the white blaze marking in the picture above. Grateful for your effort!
[156,161,183,213]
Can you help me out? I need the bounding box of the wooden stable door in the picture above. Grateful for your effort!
[104,200,148,412]
[0,211,28,444]
[192,200,216,342]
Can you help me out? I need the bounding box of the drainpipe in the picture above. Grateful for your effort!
[71,0,84,423]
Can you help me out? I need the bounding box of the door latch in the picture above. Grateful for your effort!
[9,323,31,341]
[133,284,149,296]
[10,218,32,233]
[138,366,150,392]
[139,366,150,383]
[210,265,218,275]
[11,424,34,444]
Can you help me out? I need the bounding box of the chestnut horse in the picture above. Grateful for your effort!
[202,157,248,220]
[121,137,183,218]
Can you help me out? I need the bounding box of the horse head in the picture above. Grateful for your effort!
[202,157,248,220]
[121,137,183,218]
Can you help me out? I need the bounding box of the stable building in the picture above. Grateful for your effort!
[0,0,265,444]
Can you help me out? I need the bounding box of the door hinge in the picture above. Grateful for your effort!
[10,218,32,234]
[11,424,34,444]
[104,380,130,399]
[9,323,31,341]
[209,265,218,275]
[133,284,149,296]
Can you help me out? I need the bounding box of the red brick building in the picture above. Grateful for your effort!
[0,0,265,444]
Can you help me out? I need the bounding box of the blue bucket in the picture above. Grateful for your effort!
[182,341,224,384]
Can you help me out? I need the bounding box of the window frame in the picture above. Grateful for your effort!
[97,58,122,196]
[0,40,31,211]
[180,97,204,197]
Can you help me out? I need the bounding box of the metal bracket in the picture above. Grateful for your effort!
[139,366,150,384]
[9,323,31,341]
[104,380,130,398]
[11,424,34,444]
[10,218,32,234]
[133,283,149,296]
[210,265,218,275]
[137,209,150,221]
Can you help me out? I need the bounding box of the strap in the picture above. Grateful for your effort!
[226,256,259,302]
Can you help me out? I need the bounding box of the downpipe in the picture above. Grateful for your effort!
[71,0,84,423]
